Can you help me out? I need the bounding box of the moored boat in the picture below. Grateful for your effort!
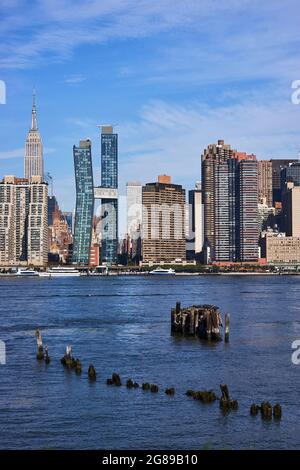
[149,267,176,276]
[39,267,81,278]
[16,268,39,277]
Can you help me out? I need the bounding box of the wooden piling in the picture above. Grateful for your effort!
[261,401,272,420]
[171,304,225,341]
[88,364,96,381]
[225,314,230,343]
[250,404,259,416]
[45,345,51,364]
[189,310,195,335]
[182,313,187,334]
[273,403,282,420]
[171,308,176,332]
[35,330,44,361]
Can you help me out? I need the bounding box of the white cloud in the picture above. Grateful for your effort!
[0,146,55,160]
[118,96,300,192]
[1,0,297,71]
[0,148,23,159]
[64,74,86,85]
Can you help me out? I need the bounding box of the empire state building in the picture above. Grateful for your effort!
[24,92,44,180]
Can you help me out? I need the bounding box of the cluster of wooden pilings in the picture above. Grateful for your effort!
[34,329,282,421]
[171,302,230,342]
[35,330,51,364]
[185,385,238,411]
[250,401,282,420]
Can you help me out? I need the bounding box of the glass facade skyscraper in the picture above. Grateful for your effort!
[101,126,118,264]
[280,162,300,195]
[72,140,94,265]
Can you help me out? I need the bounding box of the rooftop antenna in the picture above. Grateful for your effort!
[31,86,37,130]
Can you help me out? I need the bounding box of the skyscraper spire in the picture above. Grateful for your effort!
[31,88,37,130]
[24,89,44,180]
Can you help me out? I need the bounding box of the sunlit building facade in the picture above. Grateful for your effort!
[101,126,118,265]
[24,92,44,180]
[72,140,94,265]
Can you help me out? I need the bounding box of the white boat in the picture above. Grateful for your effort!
[16,268,39,277]
[149,267,176,276]
[39,267,81,278]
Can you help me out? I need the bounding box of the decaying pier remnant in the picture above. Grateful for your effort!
[219,384,238,412]
[88,364,97,381]
[35,330,45,360]
[61,345,76,368]
[106,372,121,386]
[126,379,139,389]
[45,345,51,364]
[250,402,282,420]
[171,302,228,342]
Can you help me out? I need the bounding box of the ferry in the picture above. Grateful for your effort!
[149,267,176,276]
[39,267,81,278]
[16,268,39,277]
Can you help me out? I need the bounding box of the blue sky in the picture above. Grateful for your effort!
[0,0,300,232]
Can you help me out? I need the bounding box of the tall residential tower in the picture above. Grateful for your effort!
[0,176,48,266]
[72,140,94,265]
[201,141,259,262]
[100,126,118,264]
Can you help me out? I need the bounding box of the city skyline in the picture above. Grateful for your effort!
[2,90,300,241]
[2,2,300,457]
[0,1,299,216]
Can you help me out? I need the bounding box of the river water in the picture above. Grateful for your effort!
[0,275,299,449]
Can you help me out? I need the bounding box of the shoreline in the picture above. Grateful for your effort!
[0,271,299,277]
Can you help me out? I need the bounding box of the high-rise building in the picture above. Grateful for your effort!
[101,126,118,265]
[127,181,142,261]
[127,181,142,237]
[282,182,300,237]
[72,140,94,265]
[48,195,58,226]
[62,211,73,234]
[258,160,272,206]
[262,232,300,264]
[0,176,48,266]
[27,176,48,266]
[280,162,300,196]
[142,176,186,264]
[24,91,44,181]
[48,204,73,264]
[188,182,203,256]
[271,159,297,203]
[237,159,259,261]
[201,140,234,252]
[201,141,258,262]
[258,198,276,232]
